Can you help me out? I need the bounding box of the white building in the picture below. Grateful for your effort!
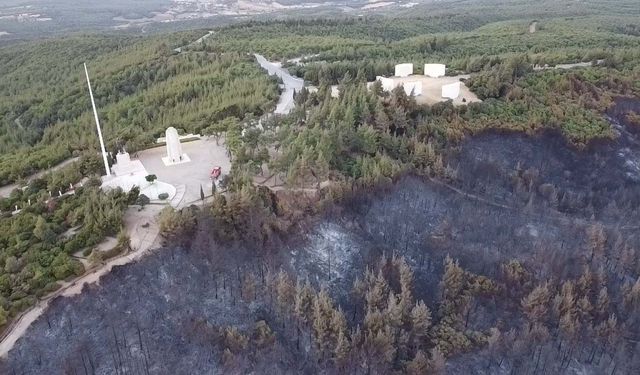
[376,76,422,97]
[424,63,446,78]
[403,81,423,96]
[377,76,397,92]
[441,82,461,99]
[394,63,413,77]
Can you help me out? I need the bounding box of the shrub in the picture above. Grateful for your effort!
[145,174,157,184]
[136,194,150,207]
[158,192,169,200]
[127,186,140,205]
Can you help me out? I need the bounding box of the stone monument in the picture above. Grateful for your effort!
[162,127,190,166]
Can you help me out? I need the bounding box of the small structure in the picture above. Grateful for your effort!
[375,77,422,97]
[441,82,461,99]
[377,76,397,92]
[529,20,538,34]
[394,63,413,77]
[162,127,190,166]
[402,81,423,97]
[111,152,146,176]
[102,150,176,200]
[424,64,446,78]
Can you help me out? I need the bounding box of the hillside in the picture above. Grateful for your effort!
[0,0,639,373]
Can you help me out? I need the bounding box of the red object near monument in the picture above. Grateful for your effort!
[210,166,222,179]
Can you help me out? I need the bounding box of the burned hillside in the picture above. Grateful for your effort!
[3,100,640,374]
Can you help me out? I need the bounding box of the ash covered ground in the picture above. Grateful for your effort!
[3,99,640,374]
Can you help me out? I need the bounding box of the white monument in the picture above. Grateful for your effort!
[441,82,461,99]
[403,81,423,96]
[162,127,190,166]
[394,63,413,77]
[424,63,446,78]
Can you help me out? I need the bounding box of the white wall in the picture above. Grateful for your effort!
[395,63,413,77]
[376,76,398,92]
[424,63,446,78]
[403,81,422,96]
[441,82,461,99]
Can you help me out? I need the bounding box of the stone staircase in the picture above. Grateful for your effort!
[169,184,186,208]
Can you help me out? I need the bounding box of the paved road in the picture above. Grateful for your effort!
[255,54,304,115]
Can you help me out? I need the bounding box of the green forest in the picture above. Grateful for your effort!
[0,155,129,324]
[0,31,278,185]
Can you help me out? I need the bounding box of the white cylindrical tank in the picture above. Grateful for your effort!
[165,127,183,163]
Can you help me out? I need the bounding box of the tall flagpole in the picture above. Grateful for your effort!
[84,63,111,176]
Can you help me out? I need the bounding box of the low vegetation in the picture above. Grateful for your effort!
[0,156,128,323]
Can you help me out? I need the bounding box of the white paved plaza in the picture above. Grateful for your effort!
[136,138,231,207]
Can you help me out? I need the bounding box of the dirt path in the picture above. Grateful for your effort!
[0,157,79,198]
[0,204,163,357]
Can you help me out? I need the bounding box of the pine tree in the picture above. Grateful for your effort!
[552,280,576,323]
[330,307,348,343]
[386,292,403,329]
[313,288,333,359]
[334,329,351,366]
[406,350,429,375]
[275,270,295,317]
[294,278,314,323]
[410,300,432,348]
[440,255,465,301]
[429,347,446,374]
[587,223,606,260]
[397,257,414,321]
[595,313,619,347]
[559,311,579,343]
[577,296,593,326]
[521,282,551,326]
[365,269,389,312]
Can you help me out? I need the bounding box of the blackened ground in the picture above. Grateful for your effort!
[3,98,640,374]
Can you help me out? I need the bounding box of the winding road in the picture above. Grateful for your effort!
[255,54,305,115]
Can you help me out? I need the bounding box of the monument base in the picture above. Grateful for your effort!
[162,153,191,167]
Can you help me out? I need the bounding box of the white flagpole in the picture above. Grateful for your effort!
[84,63,111,176]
